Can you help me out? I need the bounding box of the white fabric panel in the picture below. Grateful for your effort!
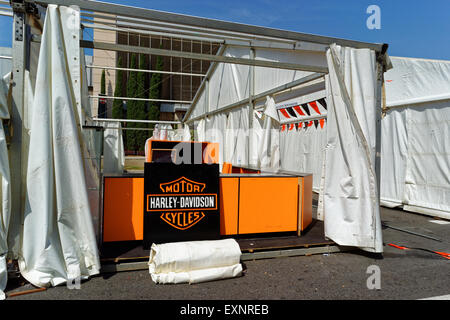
[0,76,10,300]
[250,110,264,167]
[225,105,249,166]
[258,97,280,170]
[280,124,298,171]
[196,119,205,142]
[385,57,450,107]
[148,239,242,284]
[380,109,408,207]
[404,102,449,217]
[182,124,191,141]
[19,5,100,288]
[103,122,125,174]
[208,47,250,112]
[323,44,382,252]
[381,56,450,219]
[254,49,326,95]
[205,113,227,168]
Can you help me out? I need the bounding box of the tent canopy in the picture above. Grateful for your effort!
[381,56,450,219]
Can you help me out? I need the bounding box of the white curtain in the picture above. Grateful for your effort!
[381,103,450,219]
[225,105,249,166]
[322,44,382,253]
[258,96,280,171]
[205,113,227,168]
[19,5,100,288]
[103,122,125,174]
[0,71,10,300]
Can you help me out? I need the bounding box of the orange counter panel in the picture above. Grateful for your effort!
[102,175,312,241]
[103,177,144,242]
[219,177,239,235]
[238,177,299,234]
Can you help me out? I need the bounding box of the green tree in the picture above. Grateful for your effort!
[112,56,124,119]
[135,53,149,152]
[100,69,106,94]
[126,53,138,152]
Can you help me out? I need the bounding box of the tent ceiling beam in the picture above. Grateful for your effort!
[86,65,206,78]
[92,117,181,125]
[89,95,192,105]
[80,11,299,46]
[81,22,228,45]
[185,72,325,124]
[31,0,385,52]
[80,40,329,74]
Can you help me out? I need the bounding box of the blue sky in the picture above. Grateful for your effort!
[1,0,449,60]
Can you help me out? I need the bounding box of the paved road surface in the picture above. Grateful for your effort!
[5,207,450,301]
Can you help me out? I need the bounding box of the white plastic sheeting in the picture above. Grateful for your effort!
[225,105,250,167]
[322,44,382,252]
[186,46,326,123]
[148,239,242,284]
[19,5,100,288]
[280,119,327,192]
[0,70,10,300]
[256,96,280,170]
[384,57,450,108]
[103,122,125,174]
[381,57,450,219]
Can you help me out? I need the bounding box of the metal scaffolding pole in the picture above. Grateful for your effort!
[32,0,385,52]
[86,64,205,77]
[92,117,181,125]
[81,21,226,45]
[7,9,28,258]
[80,11,297,46]
[80,41,328,72]
[89,95,192,104]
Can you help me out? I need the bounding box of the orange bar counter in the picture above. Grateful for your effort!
[102,172,312,243]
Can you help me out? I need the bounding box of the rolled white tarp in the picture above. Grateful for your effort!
[19,5,100,288]
[149,239,243,284]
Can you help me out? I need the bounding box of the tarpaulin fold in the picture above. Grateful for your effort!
[323,44,382,252]
[0,69,10,300]
[18,5,100,288]
[148,239,242,284]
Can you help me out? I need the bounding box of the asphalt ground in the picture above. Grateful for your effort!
[3,206,449,306]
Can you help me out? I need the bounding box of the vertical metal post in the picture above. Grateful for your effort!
[7,11,27,258]
[247,47,255,166]
[373,54,385,252]
[374,57,383,203]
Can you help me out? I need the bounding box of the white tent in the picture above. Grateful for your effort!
[3,1,391,296]
[381,57,450,219]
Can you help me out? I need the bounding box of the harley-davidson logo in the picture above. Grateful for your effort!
[159,177,205,193]
[147,176,216,230]
[160,211,205,230]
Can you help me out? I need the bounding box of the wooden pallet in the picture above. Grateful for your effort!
[98,220,350,273]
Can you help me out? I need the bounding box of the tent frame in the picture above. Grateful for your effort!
[6,0,389,256]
